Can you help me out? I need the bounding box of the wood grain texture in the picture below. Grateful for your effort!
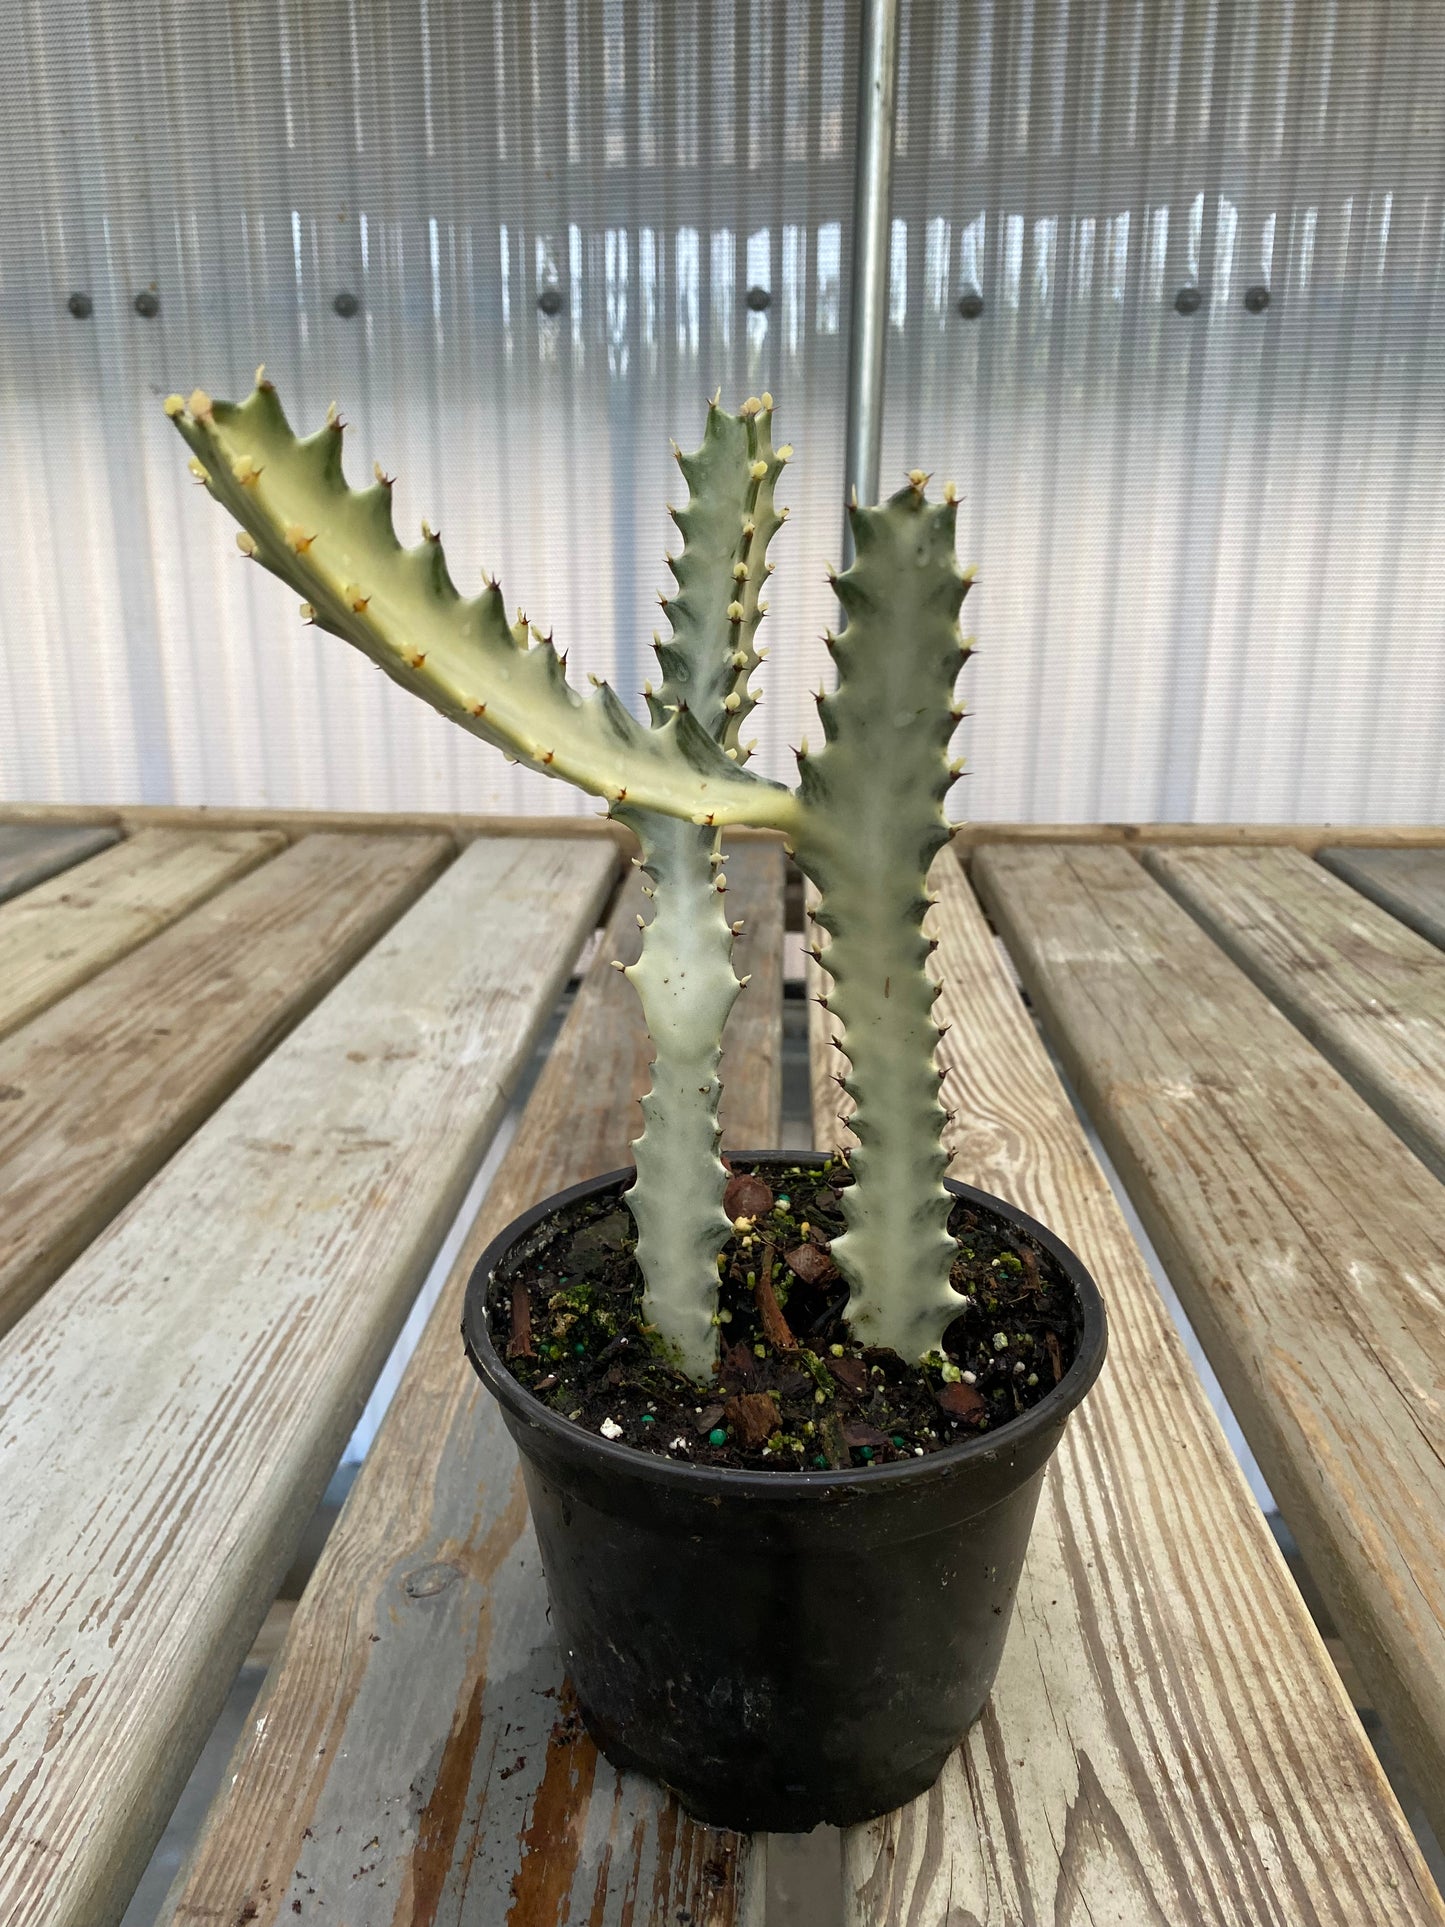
[0,836,616,1927]
[0,827,284,1041]
[1318,846,1445,951]
[159,842,784,1927]
[0,833,450,1337]
[812,855,1444,1926]
[0,823,118,901]
[973,841,1445,1860]
[1145,844,1445,1181]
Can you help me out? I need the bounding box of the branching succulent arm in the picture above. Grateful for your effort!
[167,382,797,836]
[618,398,788,1376]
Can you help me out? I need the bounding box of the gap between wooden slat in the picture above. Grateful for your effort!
[0,833,451,1337]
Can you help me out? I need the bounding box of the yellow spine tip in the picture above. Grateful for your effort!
[723,692,742,712]
[163,394,186,419]
[760,391,774,411]
[943,481,959,504]
[283,524,315,554]
[299,602,316,622]
[467,700,487,717]
[726,600,745,622]
[777,444,794,461]
[749,460,768,480]
[254,363,269,388]
[231,455,260,487]
[188,389,214,422]
[235,530,258,557]
[187,457,210,484]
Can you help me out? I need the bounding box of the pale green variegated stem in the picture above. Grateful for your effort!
[651,395,788,753]
[617,812,740,1377]
[167,381,798,837]
[792,479,972,1361]
[622,395,789,1377]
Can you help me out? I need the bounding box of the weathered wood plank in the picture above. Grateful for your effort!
[811,857,1444,1925]
[0,827,285,1042]
[0,823,118,901]
[0,833,450,1338]
[160,843,784,1927]
[0,836,616,1927]
[1145,844,1445,1181]
[972,841,1445,1860]
[1318,846,1445,951]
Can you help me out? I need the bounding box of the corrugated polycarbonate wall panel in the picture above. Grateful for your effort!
[884,0,1445,824]
[0,0,1441,821]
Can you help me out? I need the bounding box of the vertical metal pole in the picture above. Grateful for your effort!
[842,0,902,558]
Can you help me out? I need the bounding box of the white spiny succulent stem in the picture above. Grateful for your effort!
[618,397,788,1377]
[619,813,740,1377]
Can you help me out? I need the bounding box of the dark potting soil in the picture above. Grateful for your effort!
[488,1159,1082,1473]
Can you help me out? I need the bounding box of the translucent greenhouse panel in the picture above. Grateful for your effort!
[1,0,1442,822]
[883,0,1445,826]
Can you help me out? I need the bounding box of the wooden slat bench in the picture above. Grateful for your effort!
[0,826,284,1042]
[0,833,452,1336]
[1143,843,1445,1181]
[0,808,1440,1927]
[971,841,1445,1852]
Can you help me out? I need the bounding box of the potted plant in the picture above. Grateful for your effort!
[168,377,1106,1833]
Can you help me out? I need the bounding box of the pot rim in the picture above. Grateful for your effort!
[463,1151,1107,1501]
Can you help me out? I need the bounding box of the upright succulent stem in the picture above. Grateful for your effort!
[619,397,788,1376]
[791,479,972,1360]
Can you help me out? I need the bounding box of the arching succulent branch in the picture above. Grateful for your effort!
[167,379,797,837]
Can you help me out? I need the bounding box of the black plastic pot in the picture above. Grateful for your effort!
[462,1155,1106,1833]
